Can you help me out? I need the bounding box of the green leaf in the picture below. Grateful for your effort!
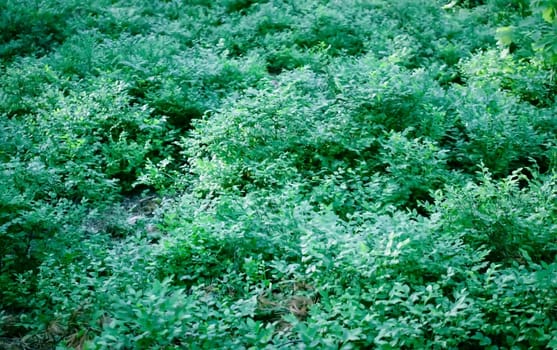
[542,7,556,23]
[496,26,515,46]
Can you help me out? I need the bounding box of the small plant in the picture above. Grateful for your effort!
[448,83,547,176]
[431,166,557,264]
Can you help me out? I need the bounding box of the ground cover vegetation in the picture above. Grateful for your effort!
[1,0,556,348]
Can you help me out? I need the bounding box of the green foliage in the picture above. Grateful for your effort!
[0,0,76,61]
[183,69,323,193]
[459,49,557,105]
[530,0,557,64]
[1,0,556,349]
[448,83,548,175]
[286,207,488,348]
[376,131,455,208]
[495,0,557,66]
[0,63,174,310]
[155,188,304,287]
[432,167,557,264]
[292,6,365,56]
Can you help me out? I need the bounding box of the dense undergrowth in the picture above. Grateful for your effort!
[1,0,556,349]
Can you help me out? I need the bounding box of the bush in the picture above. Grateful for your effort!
[496,0,557,67]
[0,0,76,61]
[431,166,557,265]
[448,83,548,176]
[1,73,174,311]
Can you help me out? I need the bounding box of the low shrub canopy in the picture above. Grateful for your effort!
[1,0,556,349]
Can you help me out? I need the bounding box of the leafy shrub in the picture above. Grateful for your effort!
[25,79,172,192]
[328,56,451,142]
[292,6,365,56]
[183,69,326,193]
[21,233,157,346]
[431,167,557,265]
[45,32,108,79]
[0,59,70,118]
[99,35,265,129]
[1,75,174,310]
[0,0,77,61]
[477,262,557,349]
[375,130,456,208]
[286,207,487,348]
[460,49,557,106]
[496,0,557,66]
[92,279,197,349]
[155,187,305,287]
[0,196,89,309]
[448,83,548,175]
